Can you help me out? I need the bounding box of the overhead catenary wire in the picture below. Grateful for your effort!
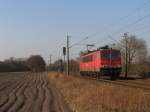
[69,37,89,48]
[76,1,150,48]
[114,0,150,23]
[64,1,150,60]
[128,21,150,33]
[79,0,150,41]
[107,35,126,48]
[111,13,150,36]
[136,29,150,37]
[92,12,150,47]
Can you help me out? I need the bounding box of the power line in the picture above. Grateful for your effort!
[111,13,150,36]
[137,29,150,36]
[129,21,150,33]
[107,35,125,48]
[93,13,150,46]
[65,1,150,62]
[110,0,150,33]
[69,37,89,48]
[77,1,150,47]
[115,0,150,22]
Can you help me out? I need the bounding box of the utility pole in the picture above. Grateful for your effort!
[124,33,128,78]
[66,35,70,76]
[49,55,52,65]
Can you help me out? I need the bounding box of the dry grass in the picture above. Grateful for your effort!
[48,72,150,112]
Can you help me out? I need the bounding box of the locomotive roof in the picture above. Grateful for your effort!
[80,48,120,56]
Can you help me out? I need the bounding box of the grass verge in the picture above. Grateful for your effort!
[48,72,150,112]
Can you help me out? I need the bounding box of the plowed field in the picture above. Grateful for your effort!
[0,72,71,112]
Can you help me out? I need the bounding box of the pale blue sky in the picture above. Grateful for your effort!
[0,0,150,62]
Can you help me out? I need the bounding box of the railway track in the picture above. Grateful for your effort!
[77,75,150,92]
[0,72,72,112]
[98,79,150,91]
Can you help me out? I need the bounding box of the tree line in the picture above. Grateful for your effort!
[0,55,46,72]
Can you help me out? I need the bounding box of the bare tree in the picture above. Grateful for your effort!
[119,35,147,76]
[145,54,150,74]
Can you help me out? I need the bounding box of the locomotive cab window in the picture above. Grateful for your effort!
[111,51,120,59]
[82,55,93,62]
[101,50,120,59]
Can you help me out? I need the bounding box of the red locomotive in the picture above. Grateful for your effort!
[80,46,121,79]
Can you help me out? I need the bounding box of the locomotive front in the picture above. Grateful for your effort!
[100,49,121,78]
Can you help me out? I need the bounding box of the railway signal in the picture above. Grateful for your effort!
[63,47,66,62]
[64,36,89,76]
[63,47,66,56]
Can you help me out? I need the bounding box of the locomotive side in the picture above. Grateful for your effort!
[80,48,121,79]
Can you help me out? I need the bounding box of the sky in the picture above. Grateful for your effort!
[0,0,150,63]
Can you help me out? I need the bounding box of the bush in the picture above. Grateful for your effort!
[27,55,46,72]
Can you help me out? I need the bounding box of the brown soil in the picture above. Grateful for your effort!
[0,72,72,112]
